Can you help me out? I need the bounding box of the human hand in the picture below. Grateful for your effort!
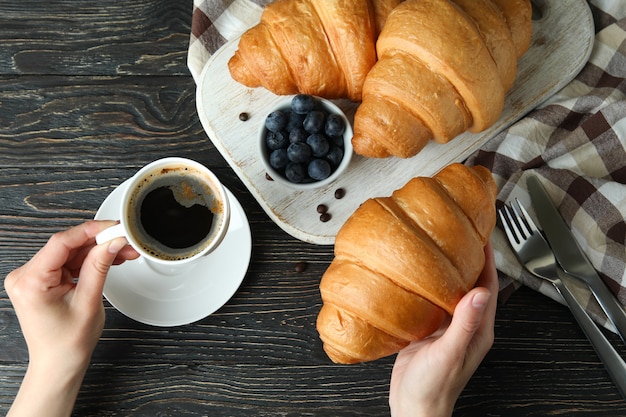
[388,242,499,417]
[5,220,139,417]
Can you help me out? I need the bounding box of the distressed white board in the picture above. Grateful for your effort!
[196,0,594,245]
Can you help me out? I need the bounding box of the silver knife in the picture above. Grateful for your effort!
[528,175,626,344]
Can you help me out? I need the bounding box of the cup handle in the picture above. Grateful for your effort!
[96,223,126,245]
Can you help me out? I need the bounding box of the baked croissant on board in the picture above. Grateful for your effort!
[316,163,498,364]
[228,0,532,158]
[228,0,403,101]
[353,0,532,158]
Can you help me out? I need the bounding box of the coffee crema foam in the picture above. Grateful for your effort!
[125,165,225,261]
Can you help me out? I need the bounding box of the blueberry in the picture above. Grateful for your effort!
[325,113,346,137]
[265,131,288,150]
[287,142,312,163]
[285,163,307,183]
[286,111,305,132]
[263,95,350,184]
[269,149,288,170]
[289,127,308,144]
[329,134,345,148]
[325,145,344,167]
[308,159,332,181]
[306,133,330,157]
[303,110,325,134]
[291,94,316,114]
[265,110,288,133]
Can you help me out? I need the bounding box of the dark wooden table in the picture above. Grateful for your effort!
[1,1,626,415]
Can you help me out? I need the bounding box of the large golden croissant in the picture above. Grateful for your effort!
[316,163,498,364]
[228,0,403,101]
[353,0,532,158]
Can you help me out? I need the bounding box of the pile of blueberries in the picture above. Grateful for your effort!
[263,94,347,184]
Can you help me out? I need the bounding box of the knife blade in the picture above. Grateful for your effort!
[527,175,626,343]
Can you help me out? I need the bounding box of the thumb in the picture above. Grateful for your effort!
[438,288,491,360]
[74,237,128,308]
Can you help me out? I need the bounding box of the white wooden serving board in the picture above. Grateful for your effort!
[196,0,594,245]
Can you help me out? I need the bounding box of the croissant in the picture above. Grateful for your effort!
[490,0,534,58]
[316,163,497,364]
[352,0,532,158]
[227,0,403,101]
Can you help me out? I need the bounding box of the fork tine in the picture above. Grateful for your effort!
[498,208,511,239]
[499,204,522,245]
[508,199,532,239]
[513,198,540,234]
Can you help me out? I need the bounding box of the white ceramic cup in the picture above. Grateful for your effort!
[96,157,230,274]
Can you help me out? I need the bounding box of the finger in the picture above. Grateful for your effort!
[476,242,499,293]
[474,242,499,327]
[440,242,497,352]
[31,221,118,286]
[74,237,129,309]
[67,223,138,271]
[437,288,492,363]
[64,243,99,277]
[113,245,140,265]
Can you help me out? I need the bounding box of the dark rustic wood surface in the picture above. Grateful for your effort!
[1,1,626,416]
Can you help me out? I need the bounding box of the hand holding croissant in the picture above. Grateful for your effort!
[316,164,498,363]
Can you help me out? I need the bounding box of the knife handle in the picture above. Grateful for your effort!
[578,273,626,344]
[554,278,626,400]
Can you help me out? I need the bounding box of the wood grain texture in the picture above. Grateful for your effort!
[0,76,215,168]
[2,0,626,416]
[0,0,191,76]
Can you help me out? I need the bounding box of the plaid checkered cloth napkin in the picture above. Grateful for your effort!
[188,0,265,82]
[187,0,626,329]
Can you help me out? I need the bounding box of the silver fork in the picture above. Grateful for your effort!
[499,199,626,399]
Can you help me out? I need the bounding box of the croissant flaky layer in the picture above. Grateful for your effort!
[228,0,403,101]
[316,164,498,364]
[353,0,532,158]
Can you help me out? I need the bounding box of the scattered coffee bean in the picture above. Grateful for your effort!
[320,212,331,222]
[265,173,274,181]
[239,112,249,121]
[317,204,328,214]
[334,188,345,199]
[294,261,307,273]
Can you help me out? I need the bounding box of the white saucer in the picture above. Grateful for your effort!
[95,180,252,327]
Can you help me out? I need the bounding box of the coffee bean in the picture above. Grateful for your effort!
[239,112,249,121]
[334,188,345,199]
[294,261,307,273]
[320,213,331,222]
[317,204,328,214]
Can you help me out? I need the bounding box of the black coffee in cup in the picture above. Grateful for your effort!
[126,165,226,261]
[140,185,213,249]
